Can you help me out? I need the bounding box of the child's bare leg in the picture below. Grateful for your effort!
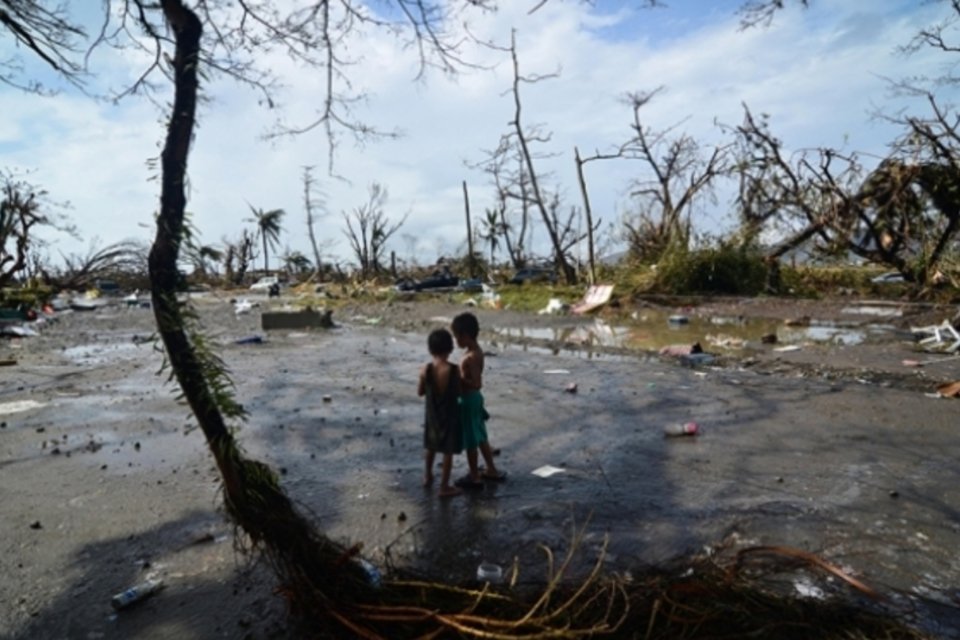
[479,441,502,478]
[424,449,436,487]
[466,448,481,482]
[438,453,461,497]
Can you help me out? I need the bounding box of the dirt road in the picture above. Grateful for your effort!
[2,292,959,638]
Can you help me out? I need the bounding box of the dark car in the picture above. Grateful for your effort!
[395,270,459,292]
[509,267,556,285]
[94,279,121,295]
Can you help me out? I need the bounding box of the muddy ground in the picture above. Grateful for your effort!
[2,290,960,639]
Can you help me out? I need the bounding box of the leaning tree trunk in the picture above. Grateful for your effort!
[148,1,238,487]
[148,0,372,630]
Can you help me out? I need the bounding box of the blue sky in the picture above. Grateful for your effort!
[1,0,956,268]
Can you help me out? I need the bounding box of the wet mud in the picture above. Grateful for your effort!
[1,293,959,638]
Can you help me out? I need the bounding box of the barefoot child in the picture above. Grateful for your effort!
[418,328,463,498]
[451,312,506,489]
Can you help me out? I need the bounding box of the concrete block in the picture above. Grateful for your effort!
[261,308,334,331]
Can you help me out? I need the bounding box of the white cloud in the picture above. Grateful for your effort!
[2,0,956,268]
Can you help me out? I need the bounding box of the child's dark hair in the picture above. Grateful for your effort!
[451,312,480,340]
[428,328,454,356]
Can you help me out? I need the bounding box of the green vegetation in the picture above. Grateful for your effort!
[652,242,769,296]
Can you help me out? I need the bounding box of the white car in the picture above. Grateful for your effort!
[249,276,280,291]
[871,271,905,284]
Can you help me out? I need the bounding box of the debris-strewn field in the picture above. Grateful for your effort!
[2,290,959,639]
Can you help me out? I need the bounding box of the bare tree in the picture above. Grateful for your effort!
[732,99,960,285]
[471,32,573,277]
[505,30,577,282]
[732,104,864,261]
[623,90,729,261]
[0,172,74,287]
[342,183,407,279]
[580,89,729,263]
[221,229,257,285]
[573,147,599,284]
[737,0,811,28]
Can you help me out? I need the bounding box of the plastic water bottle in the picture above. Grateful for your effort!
[664,422,699,437]
[359,559,382,588]
[111,578,164,610]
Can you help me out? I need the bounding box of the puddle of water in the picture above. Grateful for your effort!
[62,341,146,365]
[493,309,895,353]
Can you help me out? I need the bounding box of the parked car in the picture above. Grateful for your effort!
[871,271,906,284]
[509,267,557,285]
[457,277,484,293]
[94,279,121,295]
[250,276,280,291]
[395,270,459,292]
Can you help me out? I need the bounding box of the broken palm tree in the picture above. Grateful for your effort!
[147,2,935,638]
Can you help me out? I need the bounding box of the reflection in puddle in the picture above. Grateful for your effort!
[494,309,895,353]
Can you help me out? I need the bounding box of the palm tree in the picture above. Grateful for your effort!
[479,208,503,266]
[248,205,285,274]
[184,242,224,277]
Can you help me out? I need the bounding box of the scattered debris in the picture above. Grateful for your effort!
[564,382,578,394]
[935,380,960,398]
[531,465,566,478]
[667,314,689,325]
[0,325,38,337]
[234,298,254,315]
[69,299,98,312]
[543,369,571,375]
[235,335,264,345]
[903,354,960,367]
[538,298,569,315]
[911,320,960,353]
[571,285,614,315]
[659,342,702,357]
[784,316,811,327]
[707,334,745,349]
[681,353,716,367]
[664,422,699,437]
[841,304,902,317]
[773,345,802,353]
